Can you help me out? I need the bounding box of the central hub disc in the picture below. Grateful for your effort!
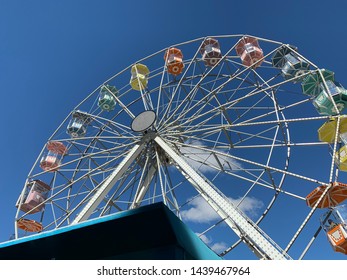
[131,110,156,132]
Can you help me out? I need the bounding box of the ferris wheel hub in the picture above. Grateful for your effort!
[131,110,157,132]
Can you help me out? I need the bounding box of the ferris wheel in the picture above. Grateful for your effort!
[14,35,347,259]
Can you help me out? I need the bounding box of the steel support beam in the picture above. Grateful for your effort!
[72,142,146,224]
[130,165,157,209]
[154,135,291,260]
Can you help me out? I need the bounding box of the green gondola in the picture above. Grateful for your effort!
[98,84,117,111]
[272,45,309,82]
[301,69,335,96]
[313,80,347,115]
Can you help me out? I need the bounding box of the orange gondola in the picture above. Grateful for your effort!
[17,218,43,232]
[327,224,347,254]
[164,48,184,75]
[321,205,347,255]
[306,182,347,208]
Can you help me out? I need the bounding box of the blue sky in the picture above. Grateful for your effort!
[1,0,347,260]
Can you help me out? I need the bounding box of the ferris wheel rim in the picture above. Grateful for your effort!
[14,34,344,260]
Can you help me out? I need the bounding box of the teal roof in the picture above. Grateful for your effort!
[0,203,221,260]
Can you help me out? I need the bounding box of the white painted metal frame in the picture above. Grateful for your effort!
[14,35,344,260]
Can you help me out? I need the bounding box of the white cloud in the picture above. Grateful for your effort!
[210,242,228,253]
[198,233,228,253]
[199,233,212,244]
[187,195,264,254]
[181,196,220,223]
[181,195,263,224]
[180,141,241,173]
[229,196,264,218]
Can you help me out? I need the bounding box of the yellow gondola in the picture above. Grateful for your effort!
[318,116,347,143]
[130,64,149,91]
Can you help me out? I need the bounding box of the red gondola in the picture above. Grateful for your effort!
[235,36,264,68]
[17,180,51,214]
[40,141,67,172]
[199,38,222,67]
